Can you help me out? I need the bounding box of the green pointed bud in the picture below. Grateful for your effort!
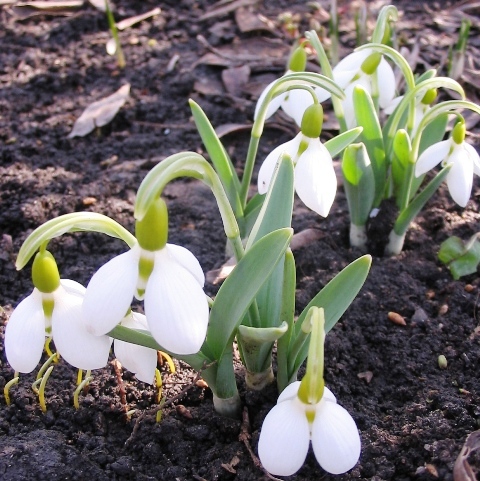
[297,307,325,406]
[361,52,382,75]
[392,129,412,167]
[32,250,60,294]
[421,88,437,106]
[342,143,371,185]
[288,46,307,72]
[135,197,168,251]
[301,103,324,139]
[452,119,466,145]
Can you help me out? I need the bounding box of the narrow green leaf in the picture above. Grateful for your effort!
[324,127,363,158]
[189,99,243,219]
[290,255,372,374]
[206,227,293,360]
[353,86,386,207]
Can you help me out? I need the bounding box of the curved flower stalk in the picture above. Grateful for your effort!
[259,308,361,476]
[258,103,336,217]
[254,45,330,127]
[114,312,158,383]
[83,198,210,356]
[5,250,111,373]
[415,120,480,207]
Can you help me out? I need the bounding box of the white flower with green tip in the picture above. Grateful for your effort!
[114,312,158,383]
[258,380,361,476]
[5,251,111,373]
[82,198,209,355]
[258,307,360,476]
[332,49,396,128]
[415,121,480,207]
[258,103,336,217]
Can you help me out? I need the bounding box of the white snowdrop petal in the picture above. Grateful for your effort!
[145,256,209,355]
[383,95,403,115]
[60,279,86,297]
[52,290,112,370]
[446,146,474,207]
[464,142,480,176]
[415,140,451,177]
[254,79,286,121]
[258,400,310,476]
[258,134,303,194]
[334,50,370,77]
[281,88,315,127]
[277,381,301,403]
[114,313,157,383]
[315,86,332,103]
[83,247,139,336]
[377,58,396,108]
[5,290,46,373]
[165,244,205,286]
[311,401,361,475]
[295,140,337,217]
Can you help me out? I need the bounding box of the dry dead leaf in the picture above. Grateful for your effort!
[68,84,130,138]
[115,7,161,31]
[221,65,251,96]
[235,6,274,33]
[215,123,252,138]
[199,0,258,21]
[454,430,480,481]
[12,0,83,19]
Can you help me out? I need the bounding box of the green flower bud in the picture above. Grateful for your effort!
[288,46,307,72]
[452,119,466,145]
[301,103,324,139]
[32,250,60,294]
[421,88,437,106]
[135,197,168,251]
[361,52,382,75]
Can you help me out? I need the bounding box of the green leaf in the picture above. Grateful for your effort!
[189,99,243,219]
[290,255,372,375]
[324,127,363,158]
[16,212,136,270]
[353,86,386,207]
[438,235,480,279]
[342,143,375,226]
[243,193,265,239]
[206,227,293,360]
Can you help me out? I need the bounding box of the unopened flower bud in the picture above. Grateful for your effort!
[301,103,324,139]
[136,197,168,251]
[288,46,307,72]
[32,250,60,294]
[361,52,382,75]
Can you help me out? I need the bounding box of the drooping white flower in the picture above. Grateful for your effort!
[415,122,480,207]
[258,381,361,476]
[82,242,209,355]
[258,131,337,217]
[5,279,111,373]
[114,312,158,384]
[330,49,396,129]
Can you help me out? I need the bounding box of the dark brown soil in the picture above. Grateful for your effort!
[1,1,480,480]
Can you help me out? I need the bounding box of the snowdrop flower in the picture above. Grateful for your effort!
[331,49,396,129]
[114,312,157,384]
[258,307,360,476]
[258,381,361,476]
[258,103,337,217]
[254,46,329,127]
[415,120,480,207]
[5,250,111,373]
[83,198,209,355]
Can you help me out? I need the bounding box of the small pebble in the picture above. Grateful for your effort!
[438,304,448,316]
[176,404,192,419]
[465,284,475,293]
[388,311,406,326]
[196,379,208,389]
[426,290,435,299]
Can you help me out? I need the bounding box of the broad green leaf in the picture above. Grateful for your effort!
[324,127,363,158]
[243,193,265,239]
[438,235,480,280]
[206,227,293,360]
[245,155,294,331]
[16,212,136,270]
[189,99,243,220]
[291,255,372,375]
[353,86,386,206]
